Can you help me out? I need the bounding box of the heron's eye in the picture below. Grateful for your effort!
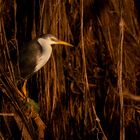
[50,37,58,42]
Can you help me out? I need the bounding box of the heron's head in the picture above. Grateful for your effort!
[35,34,73,72]
[41,34,73,47]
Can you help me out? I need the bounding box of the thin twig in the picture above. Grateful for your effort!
[80,0,89,125]
[92,105,108,140]
[118,14,125,140]
[0,113,14,116]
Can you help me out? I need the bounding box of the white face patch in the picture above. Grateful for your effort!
[34,38,52,72]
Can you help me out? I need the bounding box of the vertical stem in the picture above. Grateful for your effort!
[80,0,89,90]
[13,0,20,79]
[80,0,89,125]
[31,0,36,38]
[39,0,46,33]
[14,0,17,40]
[118,17,125,140]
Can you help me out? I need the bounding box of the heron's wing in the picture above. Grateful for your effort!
[19,40,42,79]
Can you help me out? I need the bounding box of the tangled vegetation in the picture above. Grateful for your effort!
[0,0,140,140]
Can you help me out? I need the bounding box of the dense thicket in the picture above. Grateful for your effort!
[0,0,140,140]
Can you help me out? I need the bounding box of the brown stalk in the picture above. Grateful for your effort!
[118,15,125,140]
[80,0,89,124]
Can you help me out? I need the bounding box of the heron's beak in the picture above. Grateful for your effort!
[56,40,73,47]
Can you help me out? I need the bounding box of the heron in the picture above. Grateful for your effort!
[18,34,73,97]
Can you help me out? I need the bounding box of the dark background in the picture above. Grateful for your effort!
[0,0,140,139]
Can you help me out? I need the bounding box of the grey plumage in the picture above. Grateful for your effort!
[19,40,42,79]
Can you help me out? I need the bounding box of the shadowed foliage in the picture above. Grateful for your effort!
[0,0,140,140]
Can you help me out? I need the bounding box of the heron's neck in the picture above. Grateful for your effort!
[35,38,52,72]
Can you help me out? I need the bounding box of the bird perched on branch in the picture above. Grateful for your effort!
[18,34,73,97]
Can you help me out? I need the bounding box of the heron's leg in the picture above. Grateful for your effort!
[22,79,28,97]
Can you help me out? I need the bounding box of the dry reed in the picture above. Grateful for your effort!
[0,0,140,140]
